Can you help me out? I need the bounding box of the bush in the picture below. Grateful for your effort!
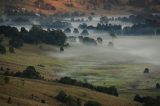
[134,94,143,103]
[0,67,4,71]
[4,77,10,84]
[84,101,102,106]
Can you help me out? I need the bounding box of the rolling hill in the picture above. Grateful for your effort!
[0,0,159,15]
[0,76,140,106]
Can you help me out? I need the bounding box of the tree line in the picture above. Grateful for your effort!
[0,25,67,47]
[58,77,118,96]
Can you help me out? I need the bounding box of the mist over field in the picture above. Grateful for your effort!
[0,0,160,106]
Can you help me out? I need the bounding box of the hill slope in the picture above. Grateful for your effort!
[0,76,140,106]
[0,0,159,15]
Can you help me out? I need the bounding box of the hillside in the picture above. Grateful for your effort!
[0,76,140,106]
[0,40,140,106]
[0,0,159,16]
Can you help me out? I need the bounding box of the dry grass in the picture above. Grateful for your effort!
[0,43,66,80]
[0,76,140,106]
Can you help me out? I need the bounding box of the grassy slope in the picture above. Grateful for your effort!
[0,39,140,106]
[0,0,136,15]
[0,41,66,80]
[0,76,140,106]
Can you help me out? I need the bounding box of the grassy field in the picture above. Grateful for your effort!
[0,37,160,105]
[0,76,140,106]
[0,43,66,80]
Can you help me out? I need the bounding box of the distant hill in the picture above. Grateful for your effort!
[0,0,159,15]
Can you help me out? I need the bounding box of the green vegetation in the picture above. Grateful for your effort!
[55,90,81,106]
[0,25,67,46]
[14,66,42,79]
[59,77,118,96]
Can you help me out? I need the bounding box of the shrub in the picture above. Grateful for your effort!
[60,47,64,52]
[84,101,102,106]
[41,99,46,103]
[7,97,12,104]
[4,77,10,84]
[0,67,4,71]
[55,91,68,103]
[144,68,149,74]
[134,94,143,103]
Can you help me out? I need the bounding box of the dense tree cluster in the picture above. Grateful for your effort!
[0,25,67,46]
[14,66,42,79]
[56,90,102,106]
[59,77,118,96]
[79,22,160,35]
[55,90,81,106]
[82,37,97,45]
[2,66,42,79]
[48,21,72,29]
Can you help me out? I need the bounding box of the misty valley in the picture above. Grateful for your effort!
[0,0,160,106]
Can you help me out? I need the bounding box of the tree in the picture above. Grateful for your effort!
[88,16,93,21]
[97,37,103,43]
[0,44,6,54]
[73,28,79,34]
[81,29,89,36]
[9,46,15,53]
[156,83,160,89]
[109,32,117,42]
[55,91,68,102]
[144,68,149,74]
[64,28,71,33]
[60,47,64,52]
